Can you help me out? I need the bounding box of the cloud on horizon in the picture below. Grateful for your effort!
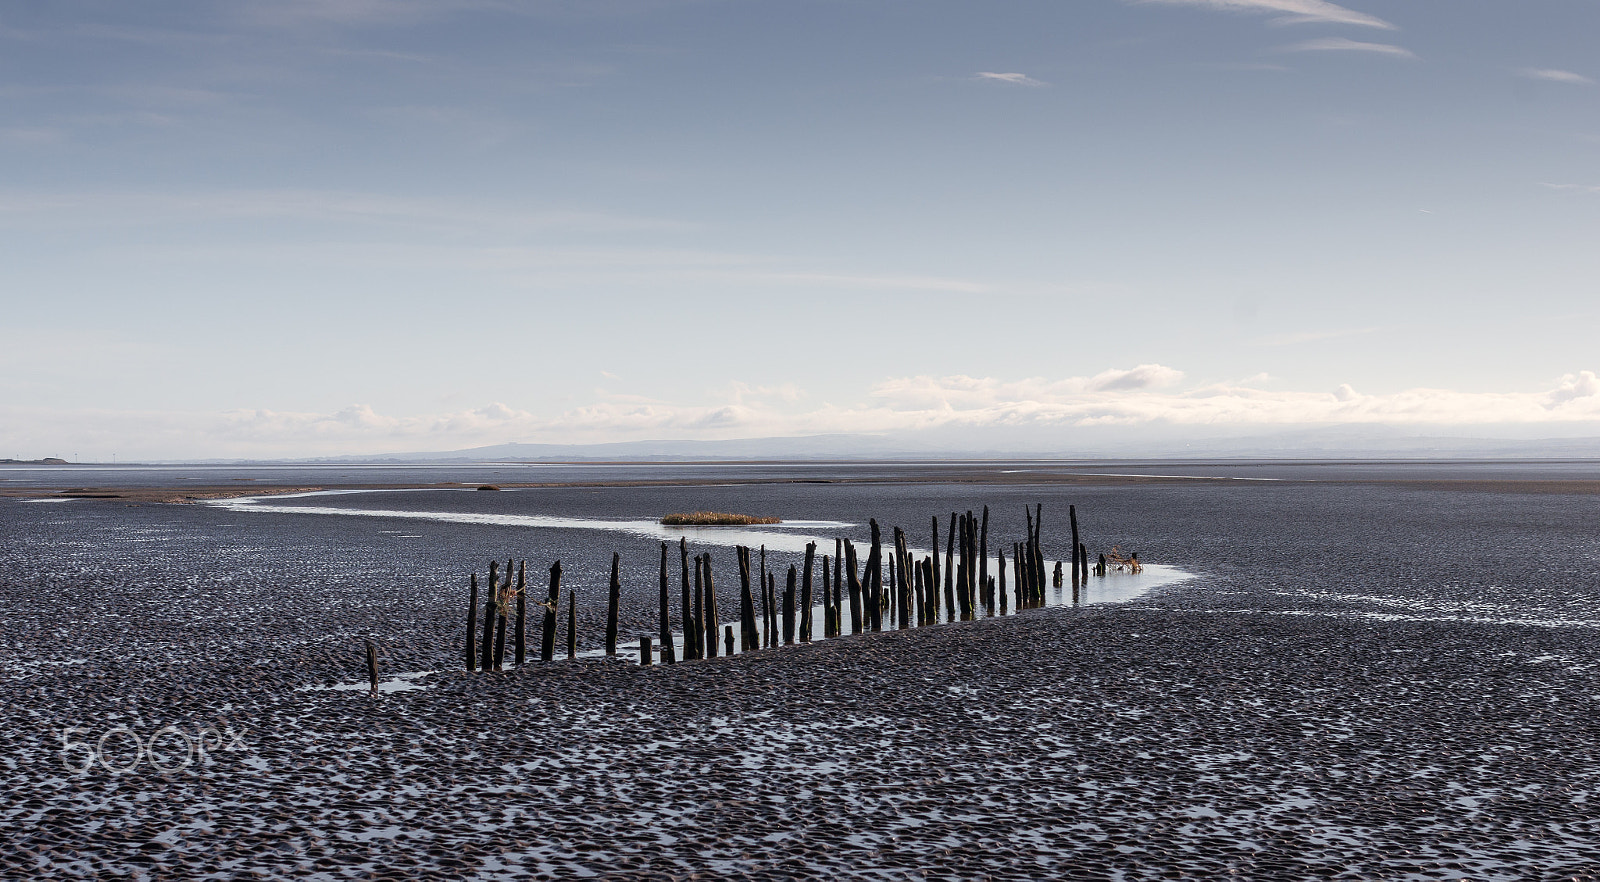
[1133,0,1395,30]
[7,368,1600,460]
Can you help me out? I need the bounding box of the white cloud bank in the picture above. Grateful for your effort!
[6,368,1600,460]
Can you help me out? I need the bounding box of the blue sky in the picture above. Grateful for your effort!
[3,0,1599,459]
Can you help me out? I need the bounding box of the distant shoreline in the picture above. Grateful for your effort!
[5,463,1600,502]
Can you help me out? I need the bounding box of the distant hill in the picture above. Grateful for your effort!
[271,428,1600,464]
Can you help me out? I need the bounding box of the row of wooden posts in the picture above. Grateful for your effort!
[464,503,1114,671]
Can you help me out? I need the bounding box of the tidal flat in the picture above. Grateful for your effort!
[3,460,1599,879]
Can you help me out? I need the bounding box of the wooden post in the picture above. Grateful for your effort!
[680,538,696,660]
[466,572,478,672]
[494,558,510,670]
[930,515,941,600]
[1069,504,1082,587]
[1033,504,1046,605]
[640,635,653,667]
[737,546,758,652]
[821,554,834,638]
[759,546,771,648]
[944,513,957,620]
[873,520,886,631]
[541,561,561,662]
[514,561,527,666]
[979,506,990,615]
[915,554,928,625]
[800,542,815,643]
[998,548,1008,614]
[1054,560,1064,588]
[658,543,676,665]
[844,540,863,634]
[691,556,705,660]
[703,555,720,659]
[605,552,620,657]
[366,640,379,694]
[480,560,498,672]
[783,565,796,644]
[894,528,911,630]
[724,624,735,656]
[769,570,779,648]
[566,588,576,659]
[1098,552,1107,577]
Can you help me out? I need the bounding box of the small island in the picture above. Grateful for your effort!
[660,511,781,526]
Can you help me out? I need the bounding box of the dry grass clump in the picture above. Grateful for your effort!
[661,511,781,526]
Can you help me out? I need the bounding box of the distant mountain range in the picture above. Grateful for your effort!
[276,427,1600,464]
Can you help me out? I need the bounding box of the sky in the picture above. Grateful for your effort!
[3,0,1599,460]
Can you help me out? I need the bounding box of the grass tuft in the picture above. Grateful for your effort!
[661,511,781,526]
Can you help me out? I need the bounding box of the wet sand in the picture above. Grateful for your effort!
[4,467,1599,878]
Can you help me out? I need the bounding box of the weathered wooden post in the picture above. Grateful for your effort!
[466,572,479,672]
[821,554,835,638]
[1033,504,1046,603]
[1098,552,1107,577]
[998,548,1008,614]
[894,527,911,630]
[979,506,990,615]
[769,571,780,648]
[844,540,863,634]
[724,624,735,656]
[366,640,379,694]
[783,565,796,644]
[566,588,577,659]
[693,555,706,660]
[955,513,972,621]
[800,542,815,643]
[866,520,883,632]
[703,555,721,659]
[658,543,676,665]
[605,552,621,657]
[760,546,772,648]
[737,546,758,652]
[541,561,561,662]
[480,560,499,672]
[1069,504,1082,586]
[494,558,511,670]
[514,561,527,666]
[1054,560,1064,588]
[680,538,696,660]
[913,554,926,625]
[640,635,653,667]
[944,514,957,620]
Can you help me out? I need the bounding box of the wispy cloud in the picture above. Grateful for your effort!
[1134,0,1394,30]
[1516,68,1593,85]
[1280,37,1415,58]
[975,72,1046,87]
[1541,183,1600,195]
